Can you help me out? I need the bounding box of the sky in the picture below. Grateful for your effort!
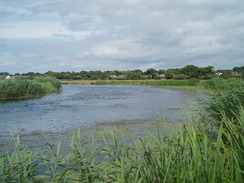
[0,0,244,74]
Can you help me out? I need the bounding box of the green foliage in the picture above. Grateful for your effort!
[0,77,61,100]
[0,136,38,182]
[233,66,244,77]
[174,74,188,80]
[93,79,197,86]
[1,109,243,182]
[165,72,174,79]
[14,65,222,80]
[205,78,244,122]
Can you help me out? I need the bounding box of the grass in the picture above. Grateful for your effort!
[204,78,244,122]
[0,111,243,182]
[0,77,61,100]
[60,80,94,85]
[0,78,243,182]
[60,79,200,86]
[94,79,201,86]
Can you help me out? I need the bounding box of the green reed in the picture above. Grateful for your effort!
[93,79,199,86]
[0,77,61,100]
[204,78,244,122]
[1,108,243,182]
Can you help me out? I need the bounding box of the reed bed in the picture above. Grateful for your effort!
[0,77,61,100]
[0,110,243,182]
[204,78,244,122]
[93,79,199,86]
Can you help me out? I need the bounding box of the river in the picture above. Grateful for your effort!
[0,84,202,135]
[0,85,204,152]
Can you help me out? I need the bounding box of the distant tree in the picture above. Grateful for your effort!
[233,66,244,77]
[166,68,179,76]
[217,69,233,79]
[174,74,188,80]
[124,70,141,80]
[158,69,166,75]
[146,68,157,75]
[146,68,158,79]
[182,65,199,78]
[133,69,143,75]
[165,72,174,79]
[44,71,57,77]
[0,72,10,76]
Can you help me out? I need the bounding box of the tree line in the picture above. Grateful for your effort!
[2,65,244,80]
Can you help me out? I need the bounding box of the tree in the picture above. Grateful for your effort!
[158,69,165,75]
[0,72,9,76]
[233,66,244,77]
[174,74,188,80]
[146,68,158,79]
[165,72,174,79]
[182,65,199,78]
[217,69,232,79]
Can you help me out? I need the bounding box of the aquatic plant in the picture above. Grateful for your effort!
[205,78,244,121]
[0,77,61,100]
[93,79,198,86]
[1,107,243,182]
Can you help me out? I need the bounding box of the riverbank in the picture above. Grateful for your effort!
[60,79,200,86]
[0,77,61,100]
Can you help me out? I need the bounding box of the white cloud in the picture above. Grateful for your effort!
[0,0,244,74]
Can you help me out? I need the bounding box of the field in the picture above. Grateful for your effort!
[0,78,243,182]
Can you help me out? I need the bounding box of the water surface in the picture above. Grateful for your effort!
[0,85,200,136]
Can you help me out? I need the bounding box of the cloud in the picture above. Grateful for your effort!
[0,0,244,74]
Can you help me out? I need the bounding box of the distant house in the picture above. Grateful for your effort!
[5,75,11,79]
[232,72,241,77]
[159,74,166,78]
[109,75,117,79]
[109,75,126,79]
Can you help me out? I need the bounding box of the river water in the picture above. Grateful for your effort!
[0,84,201,137]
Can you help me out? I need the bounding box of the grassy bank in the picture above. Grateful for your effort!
[60,80,94,85]
[0,78,243,182]
[94,79,200,86]
[0,77,61,100]
[60,79,200,86]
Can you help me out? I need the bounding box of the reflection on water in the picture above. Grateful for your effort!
[0,85,201,136]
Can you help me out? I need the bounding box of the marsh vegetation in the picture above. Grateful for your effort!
[0,77,61,100]
[0,78,243,182]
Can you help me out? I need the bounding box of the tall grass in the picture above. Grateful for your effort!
[201,77,242,90]
[0,77,61,100]
[204,78,244,121]
[1,110,243,182]
[93,79,199,86]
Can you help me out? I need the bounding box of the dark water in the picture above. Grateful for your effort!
[0,85,201,136]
